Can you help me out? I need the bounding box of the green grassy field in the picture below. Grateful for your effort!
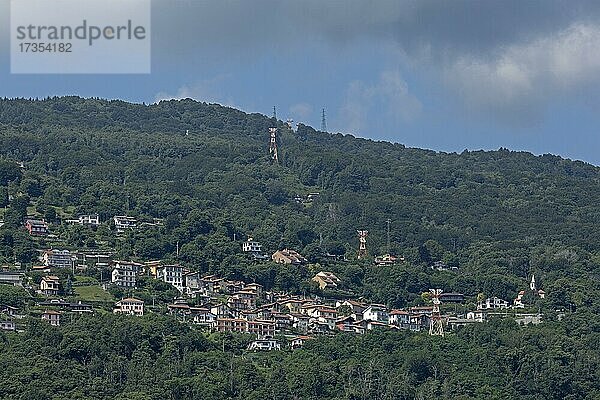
[74,285,114,302]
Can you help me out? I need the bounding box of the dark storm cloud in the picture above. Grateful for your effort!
[151,0,600,60]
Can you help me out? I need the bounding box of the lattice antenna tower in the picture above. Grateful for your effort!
[357,230,368,259]
[269,127,278,163]
[429,288,444,337]
[321,108,327,132]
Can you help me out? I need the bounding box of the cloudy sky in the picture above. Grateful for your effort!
[1,0,600,164]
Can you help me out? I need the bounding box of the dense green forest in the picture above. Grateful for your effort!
[1,312,599,400]
[0,97,600,399]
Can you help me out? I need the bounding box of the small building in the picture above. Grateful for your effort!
[75,252,112,270]
[514,290,526,308]
[190,307,216,327]
[0,321,16,331]
[362,304,389,323]
[114,298,144,317]
[113,215,137,233]
[0,305,19,317]
[466,310,486,322]
[42,249,75,269]
[156,265,184,292]
[247,337,280,351]
[303,305,337,330]
[41,310,61,326]
[272,249,307,265]
[335,299,366,321]
[389,310,410,326]
[478,297,509,310]
[431,260,458,272]
[214,318,275,336]
[312,271,341,290]
[242,237,262,253]
[244,283,264,298]
[290,335,314,349]
[184,271,203,294]
[40,276,60,296]
[78,214,100,227]
[439,292,465,303]
[144,260,161,277]
[290,313,310,333]
[374,254,399,266]
[25,219,48,236]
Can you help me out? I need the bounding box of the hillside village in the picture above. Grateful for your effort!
[1,213,546,351]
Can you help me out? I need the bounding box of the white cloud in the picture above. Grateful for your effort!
[339,70,422,133]
[153,74,236,107]
[289,102,313,122]
[446,23,600,124]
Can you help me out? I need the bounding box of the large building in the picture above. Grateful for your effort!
[0,271,24,286]
[42,249,75,269]
[215,318,276,336]
[111,261,142,288]
[156,265,184,292]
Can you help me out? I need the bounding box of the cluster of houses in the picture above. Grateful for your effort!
[23,214,164,237]
[160,274,444,350]
[1,225,548,349]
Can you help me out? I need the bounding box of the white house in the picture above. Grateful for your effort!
[156,265,184,292]
[190,307,216,327]
[114,298,144,316]
[362,304,389,323]
[477,297,509,310]
[78,214,100,227]
[41,310,61,326]
[389,310,410,326]
[242,237,262,253]
[0,321,16,331]
[40,276,60,296]
[466,311,486,322]
[111,261,142,288]
[113,216,137,233]
[247,337,281,351]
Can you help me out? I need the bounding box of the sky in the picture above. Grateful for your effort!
[1,0,600,165]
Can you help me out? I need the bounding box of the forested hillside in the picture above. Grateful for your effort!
[0,97,600,399]
[1,97,599,305]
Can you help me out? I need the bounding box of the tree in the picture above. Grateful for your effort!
[0,160,21,185]
[0,186,8,208]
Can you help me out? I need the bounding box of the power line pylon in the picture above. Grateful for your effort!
[357,230,368,259]
[429,288,444,337]
[269,127,278,163]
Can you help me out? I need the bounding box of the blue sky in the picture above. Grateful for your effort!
[1,0,600,165]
